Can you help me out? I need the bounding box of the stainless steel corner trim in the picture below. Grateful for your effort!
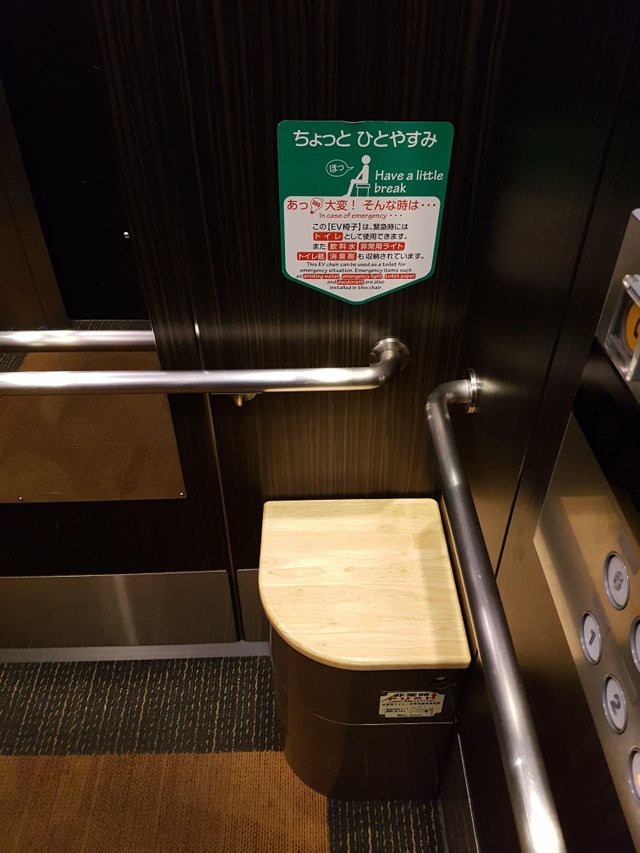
[0,337,409,396]
[425,380,566,853]
[0,329,156,351]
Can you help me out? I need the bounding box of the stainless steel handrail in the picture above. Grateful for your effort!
[0,329,156,351]
[425,377,566,853]
[0,337,409,396]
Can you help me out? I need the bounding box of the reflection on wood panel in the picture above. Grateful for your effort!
[94,0,509,569]
[0,351,185,502]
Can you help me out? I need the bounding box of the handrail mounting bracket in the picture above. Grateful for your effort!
[370,337,410,372]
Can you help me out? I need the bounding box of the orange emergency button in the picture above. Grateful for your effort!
[629,750,640,802]
[624,300,640,353]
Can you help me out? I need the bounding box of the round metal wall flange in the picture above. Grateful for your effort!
[233,393,257,407]
[466,368,479,413]
[369,337,411,372]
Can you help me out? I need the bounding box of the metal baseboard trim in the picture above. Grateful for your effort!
[0,571,236,647]
[0,641,270,663]
[439,731,481,853]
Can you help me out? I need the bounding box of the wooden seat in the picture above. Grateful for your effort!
[259,498,470,671]
[259,498,471,798]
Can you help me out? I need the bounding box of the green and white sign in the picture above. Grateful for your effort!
[278,120,453,304]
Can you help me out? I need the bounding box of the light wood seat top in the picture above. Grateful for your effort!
[259,498,470,671]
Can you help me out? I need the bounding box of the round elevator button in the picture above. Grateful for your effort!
[604,553,630,610]
[631,619,640,673]
[581,613,602,664]
[629,750,640,802]
[603,676,627,733]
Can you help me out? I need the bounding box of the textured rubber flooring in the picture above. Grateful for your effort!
[0,657,444,852]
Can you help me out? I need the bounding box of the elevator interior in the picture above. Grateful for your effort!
[1,1,640,850]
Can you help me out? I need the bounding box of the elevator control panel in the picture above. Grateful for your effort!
[535,417,640,842]
[597,210,640,403]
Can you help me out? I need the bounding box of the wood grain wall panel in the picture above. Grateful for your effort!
[0,362,231,576]
[1,495,219,575]
[0,4,232,583]
[0,83,66,328]
[453,0,640,567]
[452,7,640,851]
[90,3,236,585]
[461,23,640,850]
[93,0,510,568]
[0,0,144,320]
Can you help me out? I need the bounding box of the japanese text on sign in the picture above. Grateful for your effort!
[292,129,439,148]
[278,120,453,304]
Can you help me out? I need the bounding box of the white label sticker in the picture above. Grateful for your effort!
[283,196,440,303]
[378,691,445,719]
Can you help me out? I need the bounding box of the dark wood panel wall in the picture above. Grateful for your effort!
[445,0,640,849]
[0,82,66,329]
[93,0,511,570]
[1,0,638,838]
[454,1,640,569]
[0,0,147,320]
[0,2,232,584]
